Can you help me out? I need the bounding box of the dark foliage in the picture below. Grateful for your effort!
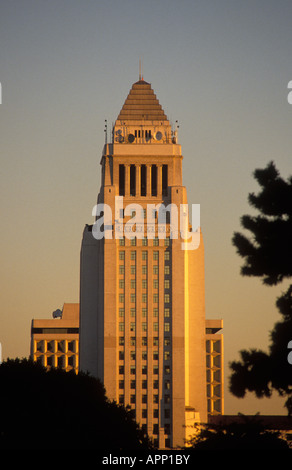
[186,416,289,450]
[232,161,292,286]
[0,358,152,450]
[230,162,292,414]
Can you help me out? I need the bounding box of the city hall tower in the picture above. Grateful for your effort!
[79,77,207,448]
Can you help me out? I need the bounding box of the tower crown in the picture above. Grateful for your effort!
[113,79,177,145]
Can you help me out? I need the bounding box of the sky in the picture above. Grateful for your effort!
[0,0,292,416]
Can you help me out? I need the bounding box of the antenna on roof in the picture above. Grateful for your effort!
[139,58,144,81]
[104,119,108,144]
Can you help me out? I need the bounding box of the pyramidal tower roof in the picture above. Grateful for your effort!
[116,79,169,124]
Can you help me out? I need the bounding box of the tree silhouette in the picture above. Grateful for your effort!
[0,358,152,450]
[185,415,289,450]
[230,161,292,414]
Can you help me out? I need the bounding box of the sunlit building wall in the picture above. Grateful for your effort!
[78,77,220,448]
[30,303,79,372]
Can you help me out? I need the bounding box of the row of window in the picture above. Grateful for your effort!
[118,337,171,347]
[118,293,170,303]
[119,322,170,332]
[119,250,170,260]
[119,236,170,246]
[119,351,171,366]
[119,307,170,317]
[118,364,171,375]
[119,163,168,197]
[120,265,170,275]
[119,279,170,289]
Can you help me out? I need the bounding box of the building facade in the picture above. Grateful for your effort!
[79,78,221,448]
[30,303,79,372]
[206,319,224,416]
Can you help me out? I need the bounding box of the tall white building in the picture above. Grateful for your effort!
[79,77,210,448]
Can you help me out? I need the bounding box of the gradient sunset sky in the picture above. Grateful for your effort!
[1,0,292,415]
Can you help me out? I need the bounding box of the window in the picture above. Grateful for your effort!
[142,337,147,346]
[164,395,170,404]
[153,308,158,317]
[153,294,158,303]
[142,293,147,303]
[130,351,136,361]
[151,165,157,197]
[142,380,147,389]
[164,251,170,261]
[164,322,170,332]
[142,265,147,274]
[164,294,170,303]
[165,365,171,374]
[142,308,147,317]
[130,366,136,375]
[142,322,147,332]
[164,265,170,275]
[119,380,124,389]
[153,394,159,404]
[119,337,125,346]
[142,237,148,246]
[153,279,159,289]
[153,351,159,361]
[164,236,170,246]
[153,409,159,418]
[130,322,135,332]
[119,265,125,274]
[131,279,136,289]
[130,380,136,389]
[119,294,125,303]
[153,322,159,332]
[153,251,159,260]
[130,394,136,404]
[142,394,147,404]
[119,322,124,332]
[131,293,136,303]
[131,265,136,274]
[153,237,159,246]
[165,380,171,390]
[119,351,124,360]
[164,351,170,361]
[153,265,158,275]
[119,365,124,375]
[130,337,136,346]
[153,337,159,346]
[119,164,125,196]
[142,279,147,289]
[119,237,125,246]
[153,366,159,375]
[164,280,170,289]
[130,237,136,246]
[164,409,170,419]
[142,251,147,260]
[142,409,147,418]
[153,424,159,435]
[131,251,136,260]
[130,164,136,196]
[119,251,125,260]
[142,351,147,361]
[130,308,135,317]
[119,394,124,405]
[119,279,124,289]
[164,308,170,318]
